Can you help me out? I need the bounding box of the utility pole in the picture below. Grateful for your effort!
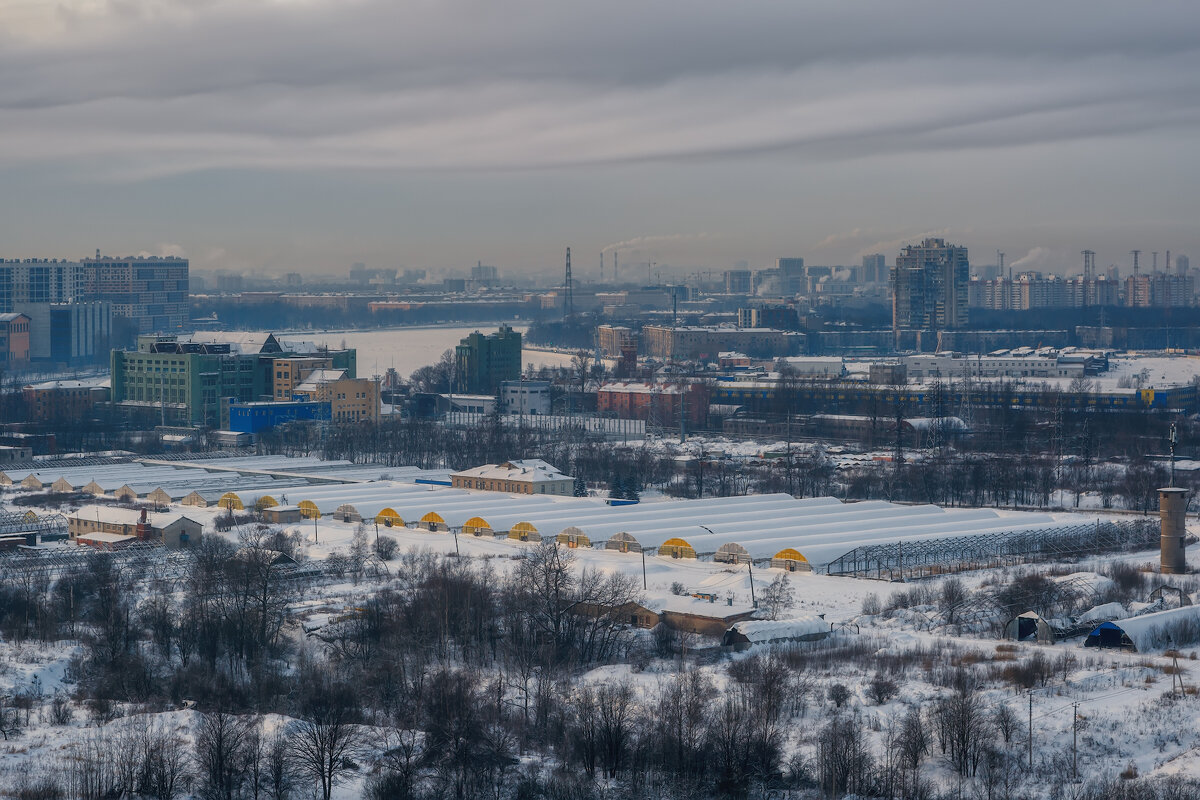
[747,559,756,607]
[1072,702,1079,782]
[679,383,686,444]
[641,548,647,590]
[1028,692,1033,769]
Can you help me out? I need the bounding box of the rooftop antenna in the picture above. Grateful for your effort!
[564,247,574,319]
[1166,250,1172,274]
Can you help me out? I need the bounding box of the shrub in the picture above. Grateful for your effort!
[374,535,398,561]
[868,673,898,705]
[860,593,882,616]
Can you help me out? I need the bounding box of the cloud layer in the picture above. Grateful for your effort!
[1,1,1197,272]
[3,1,1199,177]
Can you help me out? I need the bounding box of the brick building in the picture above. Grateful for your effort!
[0,313,30,365]
[597,381,708,428]
[22,378,110,422]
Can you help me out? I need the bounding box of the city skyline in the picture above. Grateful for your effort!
[1,1,1198,276]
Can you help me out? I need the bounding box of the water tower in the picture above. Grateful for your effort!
[1159,487,1188,574]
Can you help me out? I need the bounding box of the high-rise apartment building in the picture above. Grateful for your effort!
[862,254,886,283]
[1125,273,1194,308]
[81,255,189,333]
[723,269,752,294]
[454,325,522,394]
[776,258,806,294]
[0,259,115,363]
[891,238,970,335]
[0,259,84,308]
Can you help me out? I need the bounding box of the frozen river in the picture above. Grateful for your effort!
[294,324,578,378]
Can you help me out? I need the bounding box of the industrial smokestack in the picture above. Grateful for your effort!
[1159,487,1188,574]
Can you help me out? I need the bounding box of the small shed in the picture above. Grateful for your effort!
[1003,611,1056,644]
[722,616,831,649]
[144,488,173,508]
[263,505,303,524]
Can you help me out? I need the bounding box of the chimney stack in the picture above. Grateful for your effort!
[1159,487,1188,574]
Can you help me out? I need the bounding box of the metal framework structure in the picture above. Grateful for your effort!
[0,509,68,539]
[824,518,1159,580]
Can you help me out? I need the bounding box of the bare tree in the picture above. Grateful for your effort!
[596,682,634,779]
[289,677,364,800]
[194,712,254,800]
[816,714,873,797]
[759,572,795,620]
[0,693,18,740]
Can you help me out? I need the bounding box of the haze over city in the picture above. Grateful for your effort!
[2,0,1199,277]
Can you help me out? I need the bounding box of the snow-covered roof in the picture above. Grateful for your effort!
[183,331,279,354]
[1091,605,1200,651]
[1078,602,1128,624]
[294,369,349,392]
[599,381,684,394]
[728,616,829,643]
[76,531,136,544]
[452,459,571,483]
[70,505,200,528]
[24,376,111,391]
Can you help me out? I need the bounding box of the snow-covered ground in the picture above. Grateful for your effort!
[4,492,1200,798]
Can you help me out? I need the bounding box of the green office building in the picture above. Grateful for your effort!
[111,333,355,426]
[454,325,522,395]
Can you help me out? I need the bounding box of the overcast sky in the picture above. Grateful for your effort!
[2,1,1198,280]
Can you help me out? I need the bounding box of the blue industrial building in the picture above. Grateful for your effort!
[227,400,330,434]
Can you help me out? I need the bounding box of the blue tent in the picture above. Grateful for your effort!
[1083,621,1129,650]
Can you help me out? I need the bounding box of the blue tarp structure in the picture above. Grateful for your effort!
[1084,621,1128,649]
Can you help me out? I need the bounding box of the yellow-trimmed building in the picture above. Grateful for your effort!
[450,459,573,496]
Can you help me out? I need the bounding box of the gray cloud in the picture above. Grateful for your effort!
[0,0,1197,271]
[2,1,1199,174]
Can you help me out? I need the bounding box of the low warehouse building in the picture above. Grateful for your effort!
[722,616,831,649]
[69,506,203,549]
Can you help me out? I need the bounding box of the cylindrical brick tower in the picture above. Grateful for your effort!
[1159,487,1188,574]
